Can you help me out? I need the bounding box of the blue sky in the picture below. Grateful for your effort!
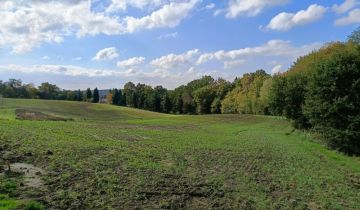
[0,0,359,89]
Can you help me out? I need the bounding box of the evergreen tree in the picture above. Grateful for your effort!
[86,88,92,101]
[92,88,99,103]
[112,89,120,105]
[118,89,124,105]
[76,89,83,101]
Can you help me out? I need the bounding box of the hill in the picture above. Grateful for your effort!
[0,99,359,209]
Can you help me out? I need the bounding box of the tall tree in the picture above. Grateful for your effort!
[92,88,99,103]
[112,89,120,105]
[86,88,92,101]
[123,82,136,107]
[118,89,124,106]
[76,89,83,101]
[174,94,183,114]
[135,83,147,109]
[221,70,270,114]
[194,86,216,114]
[268,75,287,116]
[161,92,172,113]
[38,82,61,100]
[153,86,167,112]
[182,92,195,114]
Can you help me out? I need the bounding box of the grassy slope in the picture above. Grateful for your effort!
[0,98,359,209]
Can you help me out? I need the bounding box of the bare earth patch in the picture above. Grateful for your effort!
[15,109,70,121]
[9,163,44,188]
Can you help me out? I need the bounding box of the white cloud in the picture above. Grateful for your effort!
[42,56,50,60]
[157,32,178,40]
[214,9,224,16]
[224,59,246,69]
[0,1,15,10]
[332,0,359,14]
[0,64,116,77]
[150,49,199,70]
[0,1,123,53]
[196,40,322,65]
[93,47,119,61]
[0,0,198,53]
[117,57,145,68]
[271,64,283,74]
[335,8,360,26]
[106,0,127,13]
[122,0,199,33]
[225,0,288,18]
[267,4,327,31]
[205,3,215,10]
[72,57,82,61]
[106,0,166,13]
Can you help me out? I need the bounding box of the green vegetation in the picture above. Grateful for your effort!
[92,88,100,103]
[0,194,19,210]
[2,32,359,154]
[23,201,45,210]
[221,70,270,114]
[267,41,360,154]
[0,99,359,209]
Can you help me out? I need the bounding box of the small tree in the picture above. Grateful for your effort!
[92,88,99,103]
[106,91,113,104]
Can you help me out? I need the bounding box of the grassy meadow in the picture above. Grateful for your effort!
[0,98,359,209]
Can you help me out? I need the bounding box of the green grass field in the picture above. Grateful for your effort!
[0,98,359,209]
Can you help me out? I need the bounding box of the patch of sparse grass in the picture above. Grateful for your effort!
[15,109,71,121]
[0,109,15,120]
[0,181,17,197]
[0,194,19,210]
[23,201,45,210]
[0,98,359,209]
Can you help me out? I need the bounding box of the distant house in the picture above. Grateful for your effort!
[98,90,110,103]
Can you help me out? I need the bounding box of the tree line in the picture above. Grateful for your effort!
[0,80,101,103]
[1,28,359,155]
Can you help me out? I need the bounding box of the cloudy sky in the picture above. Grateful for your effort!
[0,0,359,90]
